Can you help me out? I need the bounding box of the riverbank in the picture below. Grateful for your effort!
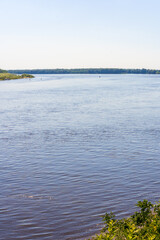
[0,73,34,80]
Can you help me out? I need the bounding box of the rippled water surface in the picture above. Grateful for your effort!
[1,74,160,239]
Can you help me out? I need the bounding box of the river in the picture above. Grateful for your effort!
[1,74,160,239]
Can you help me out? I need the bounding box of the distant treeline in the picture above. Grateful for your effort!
[8,68,160,74]
[0,69,7,73]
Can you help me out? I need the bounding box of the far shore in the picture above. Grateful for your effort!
[8,68,160,75]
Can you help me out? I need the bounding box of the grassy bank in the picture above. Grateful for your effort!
[0,73,34,80]
[90,200,160,240]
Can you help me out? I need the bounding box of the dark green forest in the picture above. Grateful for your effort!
[8,68,160,74]
[0,69,7,73]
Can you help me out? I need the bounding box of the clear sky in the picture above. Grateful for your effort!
[1,0,160,70]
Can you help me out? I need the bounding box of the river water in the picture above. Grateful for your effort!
[1,74,160,239]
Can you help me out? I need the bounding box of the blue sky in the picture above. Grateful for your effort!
[1,0,160,69]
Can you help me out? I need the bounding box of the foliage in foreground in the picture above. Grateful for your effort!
[91,200,160,240]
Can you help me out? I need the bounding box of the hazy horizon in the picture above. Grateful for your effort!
[1,0,160,70]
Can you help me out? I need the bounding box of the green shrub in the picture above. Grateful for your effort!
[91,200,160,240]
[21,74,34,78]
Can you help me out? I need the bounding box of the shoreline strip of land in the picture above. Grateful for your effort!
[0,72,34,80]
[8,68,160,75]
